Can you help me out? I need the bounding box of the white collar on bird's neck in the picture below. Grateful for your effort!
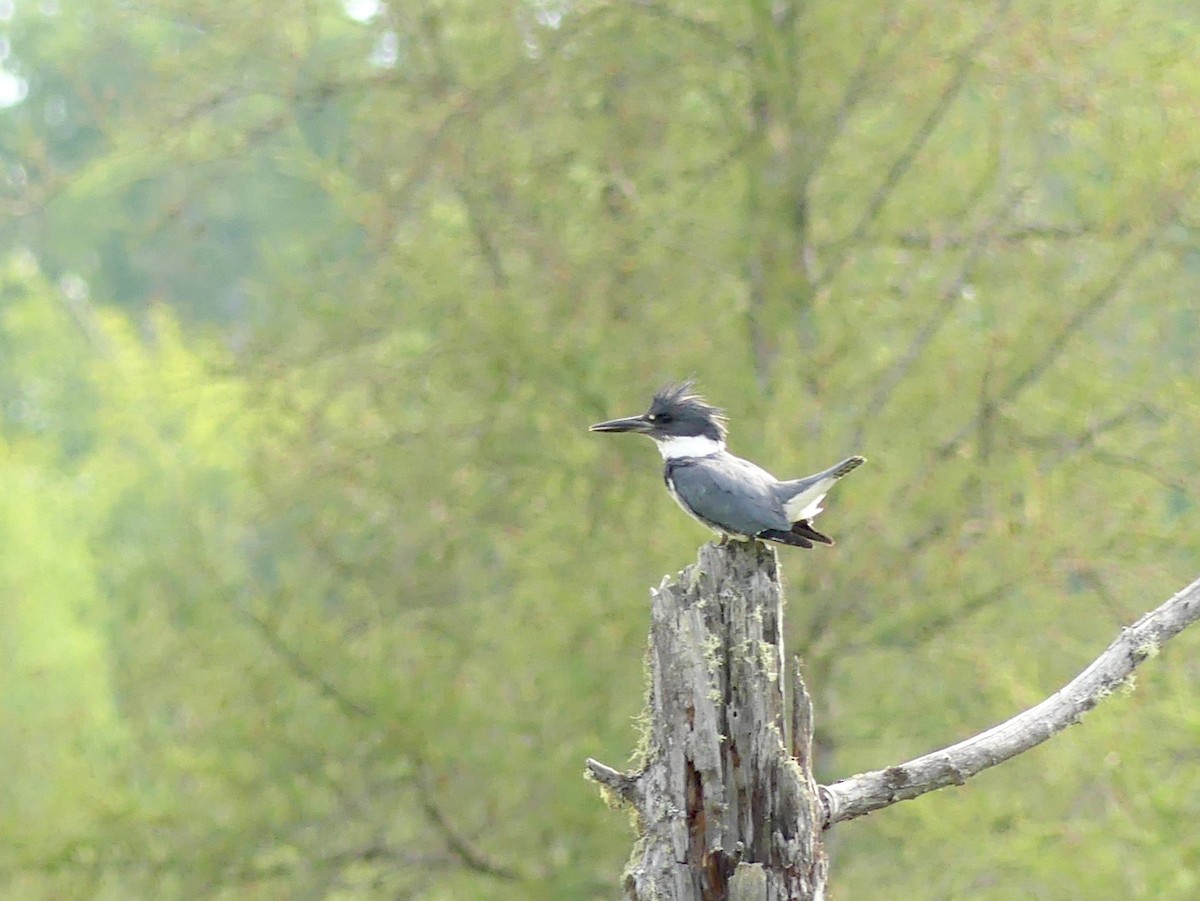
[655,434,725,460]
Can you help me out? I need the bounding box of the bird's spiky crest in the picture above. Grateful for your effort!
[650,379,728,440]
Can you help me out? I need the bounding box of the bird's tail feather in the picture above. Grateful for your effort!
[757,528,814,549]
[828,455,866,479]
[792,519,834,545]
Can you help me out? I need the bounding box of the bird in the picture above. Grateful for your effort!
[590,380,865,549]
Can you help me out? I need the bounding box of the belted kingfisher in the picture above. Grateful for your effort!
[590,380,864,549]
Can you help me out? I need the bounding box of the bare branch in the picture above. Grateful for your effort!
[806,0,911,177]
[413,770,521,880]
[817,0,1014,290]
[889,220,1134,248]
[454,180,510,290]
[937,172,1198,458]
[236,607,375,720]
[1087,449,1191,495]
[631,0,751,59]
[822,574,1200,826]
[584,758,640,804]
[858,580,1017,652]
[220,843,451,884]
[236,601,515,879]
[1009,400,1164,462]
[853,183,1027,445]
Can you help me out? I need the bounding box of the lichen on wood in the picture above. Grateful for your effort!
[587,540,827,900]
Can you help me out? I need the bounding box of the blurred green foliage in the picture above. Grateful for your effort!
[1,0,1198,898]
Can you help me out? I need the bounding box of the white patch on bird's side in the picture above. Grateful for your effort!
[655,434,725,460]
[783,457,864,520]
[784,484,831,521]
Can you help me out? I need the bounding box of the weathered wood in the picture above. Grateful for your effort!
[590,541,1200,895]
[587,540,826,901]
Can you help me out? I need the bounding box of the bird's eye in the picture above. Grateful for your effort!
[658,412,672,423]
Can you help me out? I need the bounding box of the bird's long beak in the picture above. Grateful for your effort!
[589,414,651,434]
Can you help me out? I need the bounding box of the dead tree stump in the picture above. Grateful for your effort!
[588,539,1200,898]
[587,540,827,901]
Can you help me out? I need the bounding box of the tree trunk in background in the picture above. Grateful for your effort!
[744,0,817,391]
[587,541,827,900]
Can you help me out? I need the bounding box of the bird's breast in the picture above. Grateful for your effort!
[663,463,733,535]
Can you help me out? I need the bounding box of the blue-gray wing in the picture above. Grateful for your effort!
[667,455,790,536]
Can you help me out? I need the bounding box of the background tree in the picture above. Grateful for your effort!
[0,0,1197,898]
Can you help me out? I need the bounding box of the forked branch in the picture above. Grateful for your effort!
[822,574,1200,826]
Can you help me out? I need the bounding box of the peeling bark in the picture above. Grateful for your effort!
[588,538,1200,897]
[588,541,826,901]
